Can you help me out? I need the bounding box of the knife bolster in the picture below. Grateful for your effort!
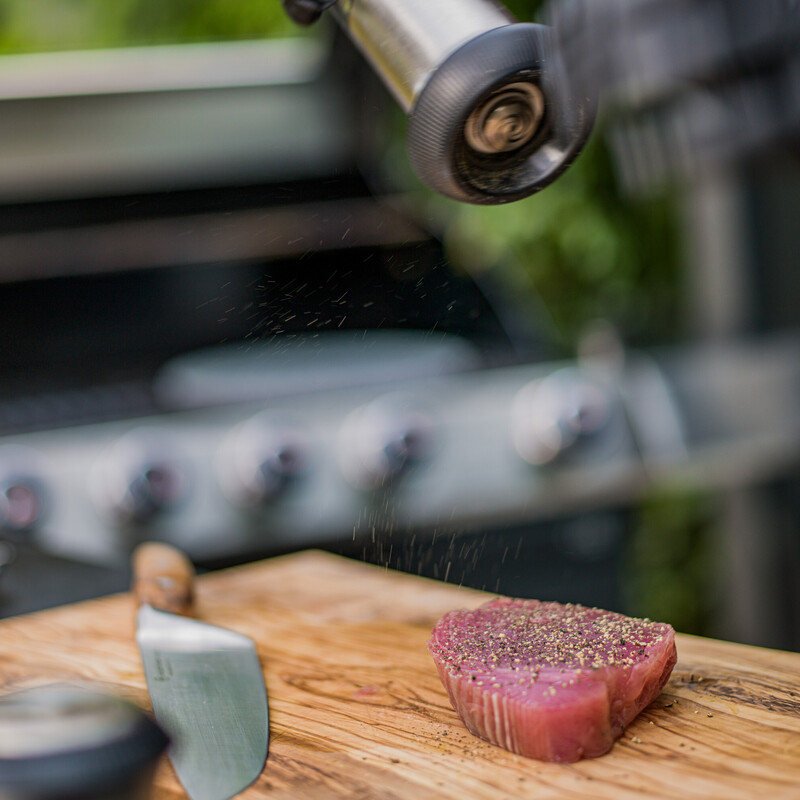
[132,542,195,616]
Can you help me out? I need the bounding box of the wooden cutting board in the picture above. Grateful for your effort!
[0,550,798,799]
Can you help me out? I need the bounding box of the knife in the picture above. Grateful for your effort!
[133,542,269,800]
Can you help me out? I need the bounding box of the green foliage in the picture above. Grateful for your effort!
[0,0,297,54]
[503,0,545,20]
[625,489,717,635]
[430,134,681,350]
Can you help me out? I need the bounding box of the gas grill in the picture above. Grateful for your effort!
[0,15,798,651]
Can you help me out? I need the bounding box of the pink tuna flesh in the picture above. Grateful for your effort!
[428,597,677,762]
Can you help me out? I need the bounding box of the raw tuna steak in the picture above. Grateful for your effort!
[428,598,677,762]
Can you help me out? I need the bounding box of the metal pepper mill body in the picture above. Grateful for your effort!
[330,0,594,204]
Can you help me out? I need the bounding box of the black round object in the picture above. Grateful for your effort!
[407,23,595,205]
[0,685,168,800]
[279,0,337,26]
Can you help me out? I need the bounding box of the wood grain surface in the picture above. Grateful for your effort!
[0,550,798,799]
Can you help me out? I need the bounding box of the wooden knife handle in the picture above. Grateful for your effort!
[132,542,195,616]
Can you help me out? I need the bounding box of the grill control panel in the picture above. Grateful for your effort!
[2,332,798,575]
[0,359,655,568]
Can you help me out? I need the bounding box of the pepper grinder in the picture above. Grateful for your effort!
[0,684,168,800]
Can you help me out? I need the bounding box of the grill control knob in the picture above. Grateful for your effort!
[339,395,436,490]
[89,429,190,525]
[217,414,310,509]
[0,446,49,534]
[511,368,611,465]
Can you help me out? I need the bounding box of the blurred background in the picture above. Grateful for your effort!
[0,0,797,651]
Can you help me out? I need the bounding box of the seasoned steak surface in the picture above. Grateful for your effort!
[429,598,677,762]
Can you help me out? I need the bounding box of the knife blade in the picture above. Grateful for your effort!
[133,542,269,800]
